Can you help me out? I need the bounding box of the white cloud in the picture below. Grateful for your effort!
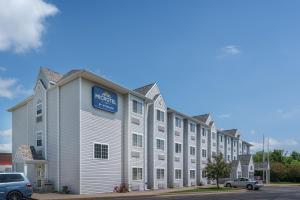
[0,0,58,53]
[0,77,32,98]
[250,137,298,152]
[275,107,300,120]
[218,45,241,58]
[250,130,256,135]
[0,67,6,72]
[218,113,231,119]
[0,143,12,153]
[0,129,11,137]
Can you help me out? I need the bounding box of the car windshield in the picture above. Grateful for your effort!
[0,174,24,183]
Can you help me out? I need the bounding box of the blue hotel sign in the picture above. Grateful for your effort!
[92,86,118,113]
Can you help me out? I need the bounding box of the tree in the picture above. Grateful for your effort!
[204,154,230,188]
[291,151,300,161]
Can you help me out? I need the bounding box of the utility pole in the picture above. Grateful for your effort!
[262,134,265,183]
[267,137,270,184]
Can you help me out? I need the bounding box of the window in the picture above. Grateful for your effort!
[202,170,206,178]
[227,155,230,161]
[234,141,236,147]
[36,132,42,147]
[36,100,42,116]
[156,168,165,180]
[190,170,196,179]
[227,138,230,144]
[233,156,236,160]
[156,139,165,151]
[132,133,143,147]
[36,99,42,122]
[132,168,143,180]
[175,117,182,128]
[175,169,182,179]
[212,132,216,139]
[0,174,24,183]
[175,143,182,153]
[220,135,223,142]
[202,128,206,137]
[190,146,196,156]
[156,110,164,122]
[202,149,207,157]
[190,123,196,132]
[94,143,109,159]
[212,151,216,157]
[132,100,142,114]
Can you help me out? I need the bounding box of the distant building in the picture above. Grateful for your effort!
[0,153,12,172]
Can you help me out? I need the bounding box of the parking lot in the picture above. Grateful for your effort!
[100,186,300,200]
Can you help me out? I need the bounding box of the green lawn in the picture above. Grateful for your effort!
[170,187,242,193]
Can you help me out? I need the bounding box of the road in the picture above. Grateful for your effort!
[98,186,300,200]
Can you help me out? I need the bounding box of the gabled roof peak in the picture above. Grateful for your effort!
[133,82,156,96]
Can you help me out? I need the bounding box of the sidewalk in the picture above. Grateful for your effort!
[31,186,244,200]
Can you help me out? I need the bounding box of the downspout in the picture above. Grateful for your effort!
[144,101,153,190]
[45,87,48,180]
[57,86,60,191]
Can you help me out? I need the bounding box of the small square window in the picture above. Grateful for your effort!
[94,143,109,159]
[156,168,165,180]
[132,168,143,180]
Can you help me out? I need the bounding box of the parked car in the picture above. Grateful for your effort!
[0,173,32,200]
[224,177,263,190]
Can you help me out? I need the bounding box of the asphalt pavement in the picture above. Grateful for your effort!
[97,186,300,200]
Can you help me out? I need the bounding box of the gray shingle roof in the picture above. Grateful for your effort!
[193,114,210,123]
[238,155,252,165]
[219,129,239,137]
[41,67,63,83]
[133,83,156,96]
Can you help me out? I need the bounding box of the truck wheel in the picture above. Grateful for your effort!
[7,191,22,200]
[226,183,231,188]
[247,184,253,190]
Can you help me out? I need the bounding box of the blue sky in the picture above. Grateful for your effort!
[1,0,300,153]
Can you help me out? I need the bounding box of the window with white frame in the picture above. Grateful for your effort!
[132,133,143,147]
[132,100,143,114]
[36,99,42,116]
[175,169,182,179]
[190,170,196,179]
[156,139,164,151]
[156,110,164,122]
[36,99,43,122]
[212,132,216,139]
[190,123,196,132]
[202,149,207,157]
[220,135,223,142]
[175,143,182,153]
[132,168,143,180]
[202,128,206,137]
[156,168,165,180]
[94,143,109,159]
[202,170,206,178]
[190,146,196,156]
[36,132,42,147]
[175,117,182,128]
